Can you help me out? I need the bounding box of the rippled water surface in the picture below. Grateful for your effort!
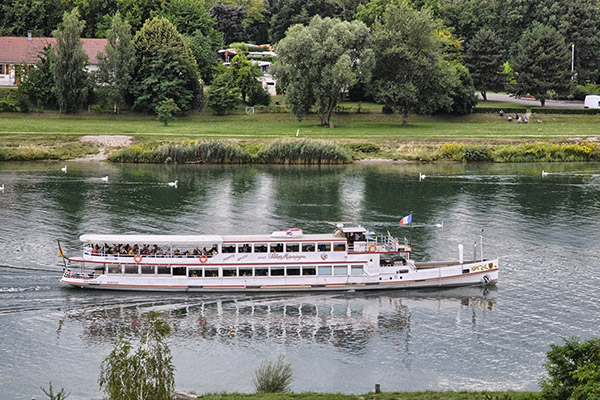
[1,161,599,400]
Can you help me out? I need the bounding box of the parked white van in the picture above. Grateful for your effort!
[584,95,600,109]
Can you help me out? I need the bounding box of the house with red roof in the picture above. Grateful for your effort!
[0,35,107,86]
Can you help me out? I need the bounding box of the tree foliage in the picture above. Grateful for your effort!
[97,12,135,113]
[272,16,372,126]
[209,3,247,45]
[0,0,66,37]
[51,8,89,114]
[17,46,57,110]
[132,17,200,113]
[269,0,341,43]
[541,337,600,400]
[464,29,505,100]
[229,53,261,102]
[99,311,174,400]
[207,69,240,115]
[370,3,453,125]
[510,24,571,107]
[155,98,180,125]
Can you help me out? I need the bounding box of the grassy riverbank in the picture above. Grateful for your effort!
[1,106,599,162]
[193,391,542,400]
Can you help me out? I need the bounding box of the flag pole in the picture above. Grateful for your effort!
[57,239,67,270]
[409,211,413,246]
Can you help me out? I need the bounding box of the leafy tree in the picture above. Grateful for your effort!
[510,24,571,107]
[52,8,89,114]
[269,0,341,43]
[71,0,119,37]
[370,3,453,125]
[114,0,165,33]
[97,12,135,113]
[464,29,505,100]
[17,46,57,110]
[132,17,200,113]
[99,311,174,400]
[354,0,399,27]
[252,355,293,393]
[207,71,240,115]
[209,3,247,45]
[0,0,66,37]
[541,337,600,400]
[230,53,261,102]
[272,16,372,127]
[247,83,271,106]
[441,62,478,115]
[156,98,180,125]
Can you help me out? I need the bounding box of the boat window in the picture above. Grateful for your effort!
[223,267,237,277]
[334,265,347,276]
[255,267,268,276]
[124,265,138,274]
[205,268,218,277]
[317,242,331,252]
[302,243,315,252]
[189,268,202,278]
[254,243,268,253]
[286,266,300,276]
[239,267,252,277]
[351,265,364,275]
[222,244,236,253]
[270,243,284,253]
[302,266,316,276]
[333,242,346,252]
[318,266,332,275]
[141,265,155,275]
[238,243,252,253]
[286,243,300,252]
[108,265,122,274]
[270,266,285,276]
[157,266,171,275]
[173,267,186,276]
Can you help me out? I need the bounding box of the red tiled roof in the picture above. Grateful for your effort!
[0,36,107,65]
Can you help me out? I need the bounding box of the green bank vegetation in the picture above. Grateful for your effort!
[1,109,600,163]
[194,392,542,400]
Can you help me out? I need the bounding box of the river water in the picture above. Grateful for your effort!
[0,161,599,400]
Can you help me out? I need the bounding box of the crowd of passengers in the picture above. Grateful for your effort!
[85,243,219,257]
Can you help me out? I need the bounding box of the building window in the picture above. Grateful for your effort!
[333,242,346,252]
[270,243,284,253]
[302,266,316,276]
[286,266,300,276]
[141,265,155,275]
[318,242,331,252]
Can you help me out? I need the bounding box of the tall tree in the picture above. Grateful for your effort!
[52,8,89,114]
[510,24,571,107]
[209,3,247,45]
[0,0,66,36]
[269,0,341,43]
[464,29,505,100]
[17,46,58,110]
[371,3,453,125]
[229,53,261,103]
[97,12,135,113]
[272,16,372,127]
[132,17,200,113]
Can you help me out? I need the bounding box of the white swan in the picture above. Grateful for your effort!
[101,176,109,182]
[61,165,67,174]
[419,172,426,181]
[542,170,548,177]
[0,184,4,193]
[435,221,444,228]
[168,180,178,188]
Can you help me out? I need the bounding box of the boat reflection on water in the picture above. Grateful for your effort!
[60,286,497,351]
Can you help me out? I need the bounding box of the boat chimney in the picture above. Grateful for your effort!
[28,30,32,40]
[458,244,463,264]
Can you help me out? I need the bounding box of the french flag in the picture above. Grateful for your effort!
[399,213,413,225]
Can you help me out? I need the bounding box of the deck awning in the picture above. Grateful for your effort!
[79,234,223,245]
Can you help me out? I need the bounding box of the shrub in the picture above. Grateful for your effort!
[349,143,380,153]
[531,108,600,115]
[571,83,600,100]
[464,145,492,161]
[473,106,528,114]
[440,142,466,161]
[247,84,271,106]
[541,337,600,400]
[252,355,293,393]
[155,98,180,126]
[207,84,239,115]
[257,139,351,164]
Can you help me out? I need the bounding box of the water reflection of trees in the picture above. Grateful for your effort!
[61,287,496,353]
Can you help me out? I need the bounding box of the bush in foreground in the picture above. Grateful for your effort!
[252,355,293,393]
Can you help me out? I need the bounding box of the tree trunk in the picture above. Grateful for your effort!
[540,98,546,107]
[402,108,409,127]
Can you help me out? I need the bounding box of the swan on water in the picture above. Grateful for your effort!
[168,180,178,188]
[101,176,109,182]
[419,172,426,181]
[61,165,67,173]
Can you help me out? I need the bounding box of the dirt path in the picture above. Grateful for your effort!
[72,135,133,161]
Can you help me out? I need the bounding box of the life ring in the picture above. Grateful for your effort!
[134,254,143,263]
[199,254,208,263]
[368,244,377,253]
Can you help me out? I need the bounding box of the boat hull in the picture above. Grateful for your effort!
[61,259,499,292]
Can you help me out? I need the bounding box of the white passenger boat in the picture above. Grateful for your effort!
[59,225,498,292]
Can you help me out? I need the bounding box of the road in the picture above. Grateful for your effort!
[479,93,584,108]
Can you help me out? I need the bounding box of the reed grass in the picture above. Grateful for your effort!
[108,140,251,163]
[256,138,351,164]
